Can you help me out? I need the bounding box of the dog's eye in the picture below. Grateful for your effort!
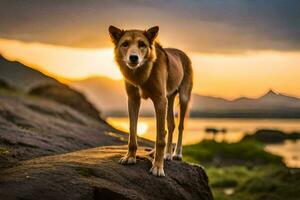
[121,41,129,48]
[138,41,146,48]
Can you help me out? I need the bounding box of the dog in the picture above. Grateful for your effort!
[109,26,193,176]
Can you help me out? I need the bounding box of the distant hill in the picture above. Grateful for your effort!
[70,76,300,118]
[191,90,300,118]
[70,76,154,117]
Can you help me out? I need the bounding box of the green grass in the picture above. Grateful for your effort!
[183,140,299,200]
[232,167,300,200]
[205,165,300,200]
[0,147,10,155]
[183,139,283,166]
[207,166,251,188]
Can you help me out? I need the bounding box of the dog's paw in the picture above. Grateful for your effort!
[149,165,165,177]
[164,153,172,161]
[119,155,136,165]
[172,154,182,161]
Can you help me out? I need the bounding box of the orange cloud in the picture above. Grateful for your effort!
[1,38,300,99]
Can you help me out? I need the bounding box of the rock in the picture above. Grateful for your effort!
[0,79,15,90]
[0,55,58,92]
[0,55,213,200]
[28,84,105,122]
[0,146,213,200]
[0,91,151,168]
[0,55,105,122]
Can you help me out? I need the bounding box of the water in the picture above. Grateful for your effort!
[108,117,300,168]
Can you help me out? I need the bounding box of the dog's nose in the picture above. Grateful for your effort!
[129,55,139,63]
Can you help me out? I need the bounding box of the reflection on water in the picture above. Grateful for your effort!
[109,120,149,136]
[108,117,300,168]
[266,140,300,168]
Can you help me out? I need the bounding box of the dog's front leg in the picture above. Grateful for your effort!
[119,93,141,165]
[150,97,167,177]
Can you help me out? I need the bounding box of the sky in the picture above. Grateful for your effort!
[0,0,300,99]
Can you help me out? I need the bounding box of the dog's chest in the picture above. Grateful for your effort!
[138,87,150,99]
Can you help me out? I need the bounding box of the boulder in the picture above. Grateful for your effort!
[0,146,213,200]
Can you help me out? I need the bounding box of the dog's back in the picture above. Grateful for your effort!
[164,48,193,97]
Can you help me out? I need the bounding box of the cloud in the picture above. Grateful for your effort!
[0,0,299,53]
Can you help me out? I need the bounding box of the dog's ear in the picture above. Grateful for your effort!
[109,25,124,45]
[145,26,159,44]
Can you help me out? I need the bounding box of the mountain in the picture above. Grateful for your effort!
[70,76,126,115]
[70,76,154,117]
[70,77,300,118]
[191,89,300,118]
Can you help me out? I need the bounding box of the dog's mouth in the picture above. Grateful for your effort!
[126,61,139,69]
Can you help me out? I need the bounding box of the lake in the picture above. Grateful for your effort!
[108,117,300,168]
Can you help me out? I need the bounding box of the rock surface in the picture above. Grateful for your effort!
[0,55,213,200]
[0,146,213,200]
[0,55,58,92]
[29,84,105,122]
[0,90,151,168]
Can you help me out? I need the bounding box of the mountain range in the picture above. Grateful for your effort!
[70,76,300,118]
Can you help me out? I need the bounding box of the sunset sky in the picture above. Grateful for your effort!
[0,0,300,99]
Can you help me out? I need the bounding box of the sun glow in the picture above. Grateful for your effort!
[107,118,149,136]
[0,38,122,81]
[1,38,300,99]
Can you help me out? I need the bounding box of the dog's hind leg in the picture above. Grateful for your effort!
[173,77,192,161]
[164,92,176,160]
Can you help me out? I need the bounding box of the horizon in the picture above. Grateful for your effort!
[1,49,299,101]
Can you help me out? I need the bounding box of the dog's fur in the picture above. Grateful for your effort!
[109,26,193,176]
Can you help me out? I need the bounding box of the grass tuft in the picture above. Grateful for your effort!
[0,147,10,155]
[75,167,94,177]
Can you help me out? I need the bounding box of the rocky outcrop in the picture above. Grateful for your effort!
[29,84,104,122]
[0,55,105,122]
[0,55,58,92]
[0,90,152,168]
[0,90,213,200]
[0,146,213,200]
[0,91,115,166]
[0,55,213,200]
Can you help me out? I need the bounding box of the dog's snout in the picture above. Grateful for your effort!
[129,55,139,63]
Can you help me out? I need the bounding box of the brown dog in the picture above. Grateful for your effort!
[109,26,193,176]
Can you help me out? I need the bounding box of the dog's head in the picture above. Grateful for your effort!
[109,26,159,69]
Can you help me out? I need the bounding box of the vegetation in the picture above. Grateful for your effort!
[183,138,299,200]
[75,167,94,177]
[242,129,300,144]
[0,147,10,155]
[206,166,300,200]
[184,140,283,166]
